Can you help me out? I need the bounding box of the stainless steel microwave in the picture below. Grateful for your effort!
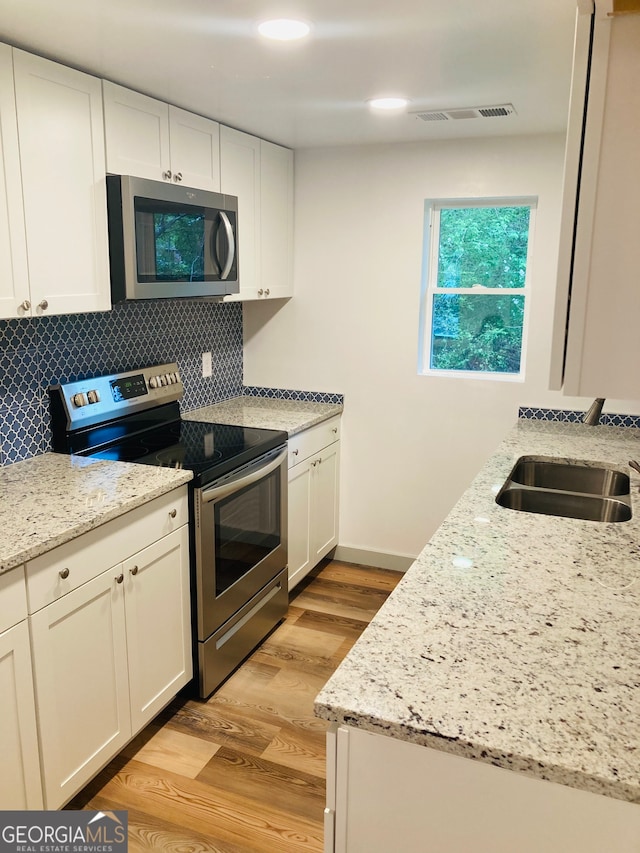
[106,175,239,302]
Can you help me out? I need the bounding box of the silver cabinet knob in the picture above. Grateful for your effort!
[332,427,338,434]
[169,508,177,518]
[264,289,270,296]
[292,449,299,456]
[257,289,264,296]
[38,299,48,311]
[162,169,172,180]
[115,573,124,584]
[130,565,138,576]
[20,299,30,311]
[173,172,183,182]
[59,568,70,580]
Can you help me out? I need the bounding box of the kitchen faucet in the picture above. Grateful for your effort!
[583,397,606,425]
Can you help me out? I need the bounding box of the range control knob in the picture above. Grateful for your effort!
[87,390,100,404]
[72,392,88,408]
[164,373,172,385]
[149,376,159,389]
[174,371,181,384]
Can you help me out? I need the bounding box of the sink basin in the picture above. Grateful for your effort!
[509,458,630,496]
[496,487,632,523]
[496,456,632,522]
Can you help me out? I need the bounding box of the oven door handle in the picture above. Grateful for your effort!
[200,447,287,503]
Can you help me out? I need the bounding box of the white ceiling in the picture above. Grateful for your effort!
[0,0,578,149]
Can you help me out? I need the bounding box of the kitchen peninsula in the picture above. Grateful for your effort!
[316,418,640,853]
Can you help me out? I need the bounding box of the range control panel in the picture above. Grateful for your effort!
[50,363,184,430]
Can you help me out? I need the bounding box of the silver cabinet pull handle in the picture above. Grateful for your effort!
[20,299,30,311]
[174,172,183,182]
[115,573,124,584]
[258,289,264,296]
[292,448,299,456]
[163,169,172,180]
[38,299,48,311]
[169,508,177,518]
[264,289,270,296]
[130,566,139,576]
[332,427,338,433]
[59,568,70,579]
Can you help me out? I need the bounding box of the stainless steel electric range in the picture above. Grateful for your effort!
[50,362,288,698]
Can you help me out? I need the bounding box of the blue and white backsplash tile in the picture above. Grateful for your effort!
[519,406,640,429]
[244,386,344,405]
[0,300,243,465]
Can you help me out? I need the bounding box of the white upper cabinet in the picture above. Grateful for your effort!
[0,44,29,320]
[260,139,294,299]
[550,3,640,399]
[103,82,221,191]
[220,126,262,299]
[221,127,294,301]
[1,48,110,318]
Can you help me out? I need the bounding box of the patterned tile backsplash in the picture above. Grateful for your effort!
[519,406,640,429]
[0,301,344,466]
[0,300,243,465]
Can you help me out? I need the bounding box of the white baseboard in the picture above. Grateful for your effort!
[332,545,414,573]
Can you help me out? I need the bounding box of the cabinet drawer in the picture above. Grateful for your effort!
[26,488,188,614]
[288,417,341,468]
[0,567,27,634]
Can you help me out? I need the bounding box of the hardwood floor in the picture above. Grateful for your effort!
[68,560,402,852]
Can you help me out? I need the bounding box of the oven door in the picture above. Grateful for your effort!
[194,445,288,641]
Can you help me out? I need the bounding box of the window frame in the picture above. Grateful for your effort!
[418,196,537,381]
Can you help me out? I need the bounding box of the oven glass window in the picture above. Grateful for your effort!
[214,467,281,596]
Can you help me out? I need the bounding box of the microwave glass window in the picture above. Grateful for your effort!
[135,197,206,282]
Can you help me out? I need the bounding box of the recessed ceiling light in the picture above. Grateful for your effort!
[258,19,310,41]
[367,97,410,111]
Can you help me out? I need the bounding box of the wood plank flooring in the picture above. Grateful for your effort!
[67,560,402,852]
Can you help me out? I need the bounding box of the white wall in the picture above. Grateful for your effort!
[243,134,640,563]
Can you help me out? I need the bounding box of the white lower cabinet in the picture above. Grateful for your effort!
[0,569,42,809]
[26,488,192,809]
[288,417,340,591]
[326,726,640,853]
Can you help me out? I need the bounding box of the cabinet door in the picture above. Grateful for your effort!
[260,139,294,298]
[288,458,313,591]
[0,45,29,320]
[13,50,110,316]
[30,568,130,809]
[169,106,220,191]
[123,526,192,734]
[220,126,261,299]
[552,11,640,399]
[311,441,340,564]
[103,81,171,181]
[0,620,43,809]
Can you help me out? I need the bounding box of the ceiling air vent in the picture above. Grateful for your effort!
[412,104,517,122]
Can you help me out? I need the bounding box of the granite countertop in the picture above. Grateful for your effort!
[0,453,192,574]
[184,396,343,436]
[315,418,640,804]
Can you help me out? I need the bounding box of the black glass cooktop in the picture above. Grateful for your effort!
[85,418,287,487]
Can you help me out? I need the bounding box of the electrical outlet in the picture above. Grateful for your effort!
[202,351,212,378]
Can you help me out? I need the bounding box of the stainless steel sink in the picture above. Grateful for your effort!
[509,458,630,496]
[496,456,632,522]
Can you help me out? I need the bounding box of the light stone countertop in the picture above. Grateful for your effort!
[0,453,192,574]
[184,396,343,436]
[314,418,640,804]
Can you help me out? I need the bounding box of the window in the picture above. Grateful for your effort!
[419,198,536,379]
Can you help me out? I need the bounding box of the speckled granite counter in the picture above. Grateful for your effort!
[184,396,342,436]
[0,454,192,574]
[315,419,640,804]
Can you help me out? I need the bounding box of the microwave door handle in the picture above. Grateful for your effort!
[218,211,235,280]
[201,447,287,503]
